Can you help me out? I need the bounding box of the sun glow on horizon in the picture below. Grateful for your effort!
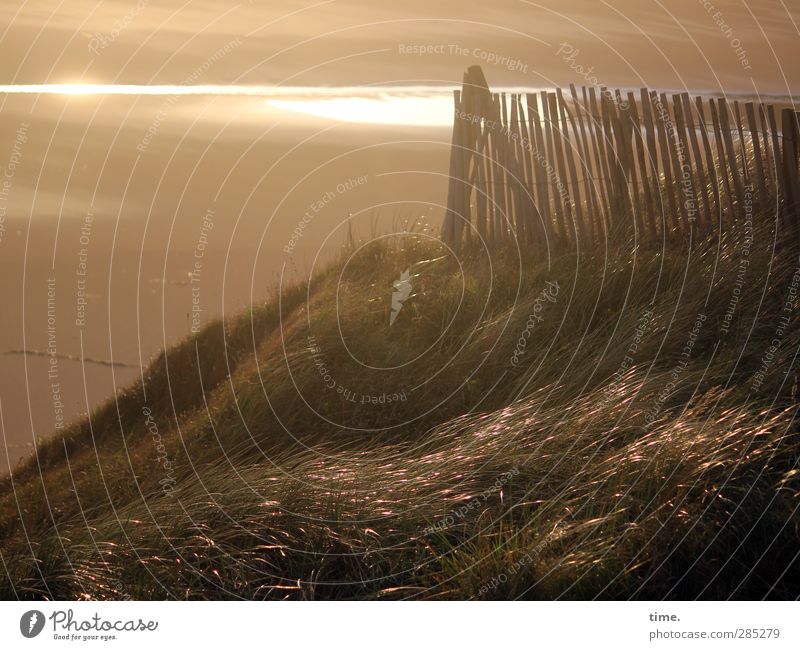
[0,83,455,126]
[266,95,453,127]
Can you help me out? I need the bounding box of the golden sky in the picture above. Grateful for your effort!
[0,0,797,93]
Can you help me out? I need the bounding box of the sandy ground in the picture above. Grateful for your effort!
[0,92,449,472]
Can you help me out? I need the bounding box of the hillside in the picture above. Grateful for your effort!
[1,218,799,600]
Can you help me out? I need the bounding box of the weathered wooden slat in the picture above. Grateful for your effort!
[718,98,745,219]
[517,95,536,246]
[614,88,636,176]
[544,91,570,240]
[571,84,600,243]
[482,104,498,246]
[587,87,613,229]
[509,94,532,246]
[618,93,643,237]
[518,94,540,247]
[455,84,473,246]
[460,66,493,247]
[539,90,563,239]
[484,120,496,246]
[462,85,478,245]
[615,89,634,178]
[549,92,574,239]
[628,92,657,240]
[579,86,609,233]
[474,108,489,242]
[485,94,498,242]
[680,93,711,230]
[508,95,526,244]
[527,93,553,247]
[457,78,476,246]
[734,101,749,186]
[500,93,515,239]
[651,92,680,235]
[600,89,623,219]
[516,94,541,248]
[758,103,777,190]
[557,88,586,243]
[640,88,664,237]
[745,102,768,205]
[610,91,636,229]
[767,104,784,205]
[442,88,462,246]
[485,93,496,243]
[694,97,723,224]
[489,94,508,242]
[781,109,800,224]
[709,98,736,224]
[659,92,687,236]
[672,94,700,233]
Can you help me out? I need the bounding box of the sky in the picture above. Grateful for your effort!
[0,0,797,93]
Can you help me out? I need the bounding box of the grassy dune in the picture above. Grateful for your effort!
[1,216,799,599]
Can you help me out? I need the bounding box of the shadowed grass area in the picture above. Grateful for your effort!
[1,216,799,600]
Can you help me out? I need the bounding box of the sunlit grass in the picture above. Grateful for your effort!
[1,214,798,599]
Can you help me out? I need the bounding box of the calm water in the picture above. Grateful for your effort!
[0,88,453,472]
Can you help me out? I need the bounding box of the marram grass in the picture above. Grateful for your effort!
[1,216,799,599]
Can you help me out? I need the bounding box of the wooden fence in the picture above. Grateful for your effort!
[442,65,800,250]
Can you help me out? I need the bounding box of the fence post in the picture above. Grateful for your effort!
[709,99,736,225]
[734,101,749,187]
[474,108,489,243]
[508,95,529,246]
[694,97,723,226]
[628,92,657,241]
[651,92,680,236]
[718,98,745,219]
[640,88,663,237]
[542,91,566,241]
[557,88,586,244]
[745,102,768,205]
[570,84,599,244]
[758,103,777,190]
[781,109,800,228]
[443,88,463,248]
[672,94,700,234]
[528,93,553,248]
[488,93,508,243]
[600,89,622,221]
[516,95,542,249]
[680,93,712,230]
[659,92,687,237]
[766,105,784,208]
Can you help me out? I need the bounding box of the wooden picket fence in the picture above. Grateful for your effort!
[442,65,800,250]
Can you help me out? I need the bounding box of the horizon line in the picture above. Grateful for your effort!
[0,83,794,103]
